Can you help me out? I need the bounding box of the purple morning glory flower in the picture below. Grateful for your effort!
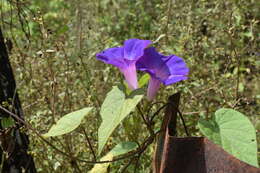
[96,39,152,90]
[137,47,189,100]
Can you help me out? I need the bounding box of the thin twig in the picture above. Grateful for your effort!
[164,0,173,44]
[137,105,150,128]
[0,105,160,164]
[150,103,169,122]
[147,101,165,115]
[182,111,206,115]
[0,105,72,158]
[81,127,97,161]
[177,110,190,136]
[134,153,141,173]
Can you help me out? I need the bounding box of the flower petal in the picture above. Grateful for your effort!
[136,47,164,76]
[163,75,188,85]
[154,55,188,85]
[165,55,189,76]
[123,39,152,61]
[96,47,126,68]
[138,47,189,100]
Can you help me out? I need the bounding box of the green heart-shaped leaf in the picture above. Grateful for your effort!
[198,108,259,168]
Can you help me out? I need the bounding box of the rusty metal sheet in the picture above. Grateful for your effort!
[160,136,260,173]
[153,93,260,173]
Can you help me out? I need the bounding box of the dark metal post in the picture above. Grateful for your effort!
[0,28,36,173]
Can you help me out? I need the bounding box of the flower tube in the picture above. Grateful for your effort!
[96,39,152,90]
[137,47,189,100]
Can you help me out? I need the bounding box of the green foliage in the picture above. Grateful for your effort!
[43,107,92,137]
[0,117,15,129]
[109,141,138,156]
[98,86,143,155]
[198,108,259,168]
[138,73,150,88]
[90,142,138,173]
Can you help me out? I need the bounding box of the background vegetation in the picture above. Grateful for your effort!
[1,0,259,172]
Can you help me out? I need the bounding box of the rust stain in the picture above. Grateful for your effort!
[153,93,260,173]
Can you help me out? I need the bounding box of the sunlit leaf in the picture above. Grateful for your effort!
[198,108,259,168]
[98,86,143,155]
[43,107,92,137]
[88,153,113,173]
[89,141,138,173]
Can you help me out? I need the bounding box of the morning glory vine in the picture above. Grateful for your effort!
[40,38,258,171]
